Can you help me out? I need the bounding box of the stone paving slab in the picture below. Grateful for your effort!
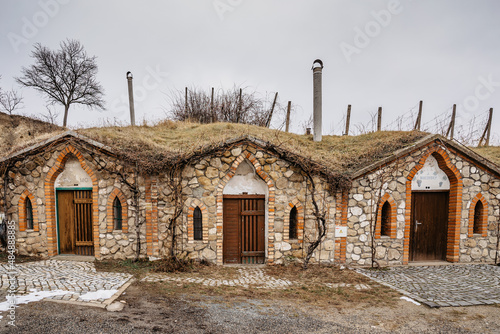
[356,264,500,308]
[142,267,371,291]
[0,260,132,305]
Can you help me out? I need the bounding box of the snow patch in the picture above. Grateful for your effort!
[79,289,118,301]
[400,296,421,305]
[0,289,70,312]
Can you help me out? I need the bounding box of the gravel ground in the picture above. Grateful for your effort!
[0,283,499,333]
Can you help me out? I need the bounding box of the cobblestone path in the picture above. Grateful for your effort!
[0,260,132,304]
[142,267,371,290]
[356,264,500,307]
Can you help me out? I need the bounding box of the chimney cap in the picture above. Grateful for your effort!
[312,59,324,70]
[126,71,133,79]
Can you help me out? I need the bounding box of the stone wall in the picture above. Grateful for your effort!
[156,142,336,264]
[2,142,148,260]
[345,143,500,266]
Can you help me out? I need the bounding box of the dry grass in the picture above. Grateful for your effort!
[96,259,399,308]
[0,112,63,157]
[78,120,427,175]
[1,112,428,176]
[471,146,500,166]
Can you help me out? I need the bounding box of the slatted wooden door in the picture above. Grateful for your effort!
[57,190,94,256]
[223,195,265,264]
[410,192,449,261]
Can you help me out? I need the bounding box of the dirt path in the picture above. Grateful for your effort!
[1,282,499,333]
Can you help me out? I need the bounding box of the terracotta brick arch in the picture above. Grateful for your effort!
[468,193,488,237]
[107,188,128,233]
[186,198,208,243]
[44,145,100,258]
[283,199,304,243]
[404,145,463,264]
[375,193,397,239]
[215,149,276,265]
[18,189,39,232]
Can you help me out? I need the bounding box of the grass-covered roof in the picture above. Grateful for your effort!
[2,112,500,184]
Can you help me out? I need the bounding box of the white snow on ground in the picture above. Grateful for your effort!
[400,296,421,305]
[0,289,70,319]
[79,289,118,301]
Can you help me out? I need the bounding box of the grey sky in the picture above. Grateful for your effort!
[1,0,500,144]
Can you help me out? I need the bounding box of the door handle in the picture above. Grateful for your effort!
[415,220,422,232]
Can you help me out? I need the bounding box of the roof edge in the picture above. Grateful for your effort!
[350,133,500,179]
[0,130,112,163]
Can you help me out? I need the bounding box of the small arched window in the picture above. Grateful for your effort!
[289,206,298,240]
[193,206,202,240]
[25,198,34,230]
[380,201,390,237]
[113,197,122,230]
[473,200,483,234]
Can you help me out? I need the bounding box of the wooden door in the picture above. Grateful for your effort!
[58,191,75,254]
[410,192,449,261]
[57,190,94,256]
[223,196,265,264]
[223,198,240,263]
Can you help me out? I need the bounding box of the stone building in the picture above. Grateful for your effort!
[1,117,499,266]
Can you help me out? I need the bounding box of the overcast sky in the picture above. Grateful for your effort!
[1,0,500,144]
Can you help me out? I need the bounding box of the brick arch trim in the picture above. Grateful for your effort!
[107,188,128,233]
[18,189,39,232]
[468,193,488,237]
[215,149,276,265]
[284,199,304,243]
[186,198,208,243]
[44,145,100,258]
[404,145,463,263]
[375,193,397,239]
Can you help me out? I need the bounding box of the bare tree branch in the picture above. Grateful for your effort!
[0,89,23,115]
[16,39,105,127]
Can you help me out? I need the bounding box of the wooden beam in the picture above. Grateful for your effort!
[285,101,291,133]
[446,104,456,139]
[414,100,423,131]
[345,104,351,136]
[265,92,278,128]
[377,107,382,132]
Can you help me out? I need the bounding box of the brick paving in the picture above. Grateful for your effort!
[356,264,500,308]
[0,260,132,304]
[142,267,371,290]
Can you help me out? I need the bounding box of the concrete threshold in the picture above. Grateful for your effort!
[50,255,95,262]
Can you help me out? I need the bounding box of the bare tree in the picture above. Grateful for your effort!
[167,86,283,127]
[16,39,105,127]
[0,89,23,115]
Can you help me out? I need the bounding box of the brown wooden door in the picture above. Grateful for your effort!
[410,192,449,261]
[58,191,75,254]
[57,190,94,256]
[223,199,240,264]
[223,196,265,264]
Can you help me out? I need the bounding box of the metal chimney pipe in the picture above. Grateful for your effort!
[312,59,323,142]
[127,71,136,126]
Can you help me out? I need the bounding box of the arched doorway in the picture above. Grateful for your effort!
[410,155,450,261]
[55,157,94,256]
[222,159,268,264]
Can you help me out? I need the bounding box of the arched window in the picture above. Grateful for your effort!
[473,200,483,234]
[289,206,298,240]
[380,201,390,237]
[26,198,34,230]
[113,197,122,230]
[193,207,202,240]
